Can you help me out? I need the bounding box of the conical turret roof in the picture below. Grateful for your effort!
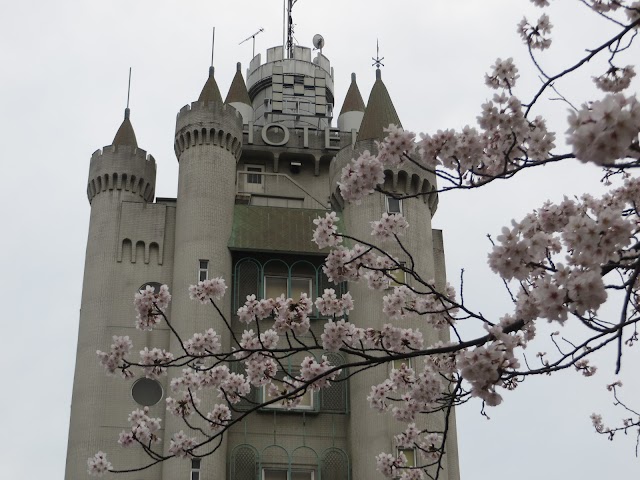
[225,62,251,105]
[358,69,402,142]
[112,108,138,148]
[198,66,223,104]
[339,73,365,116]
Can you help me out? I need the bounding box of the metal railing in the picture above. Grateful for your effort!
[236,171,329,209]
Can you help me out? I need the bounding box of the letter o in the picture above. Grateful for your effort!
[261,123,290,146]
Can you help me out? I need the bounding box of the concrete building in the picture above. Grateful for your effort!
[65,40,459,480]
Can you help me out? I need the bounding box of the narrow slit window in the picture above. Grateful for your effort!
[191,458,201,480]
[198,260,209,282]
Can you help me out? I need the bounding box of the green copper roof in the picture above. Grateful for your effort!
[112,108,138,148]
[198,66,223,104]
[225,63,251,106]
[358,69,402,142]
[229,205,340,254]
[339,73,365,115]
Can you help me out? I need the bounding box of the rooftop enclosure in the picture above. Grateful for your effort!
[247,46,335,129]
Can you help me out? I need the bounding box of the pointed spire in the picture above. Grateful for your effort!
[357,69,402,142]
[112,107,138,148]
[198,66,223,104]
[339,73,365,116]
[225,62,251,105]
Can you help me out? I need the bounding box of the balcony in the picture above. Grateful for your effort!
[236,170,329,210]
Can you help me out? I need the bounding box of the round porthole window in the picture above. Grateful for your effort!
[131,378,163,406]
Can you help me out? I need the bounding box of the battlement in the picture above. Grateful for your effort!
[330,140,439,214]
[91,144,154,163]
[174,101,244,161]
[88,144,157,204]
[177,101,243,119]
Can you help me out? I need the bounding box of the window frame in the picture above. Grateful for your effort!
[386,195,403,214]
[263,275,313,301]
[389,261,407,288]
[246,164,265,185]
[262,374,316,412]
[397,447,417,468]
[262,468,316,480]
[198,260,209,282]
[191,458,201,480]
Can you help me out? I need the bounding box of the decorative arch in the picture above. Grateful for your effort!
[230,444,259,480]
[320,448,349,480]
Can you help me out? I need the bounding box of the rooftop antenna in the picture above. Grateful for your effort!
[125,67,132,119]
[239,28,265,58]
[285,0,300,59]
[372,39,385,69]
[209,27,216,76]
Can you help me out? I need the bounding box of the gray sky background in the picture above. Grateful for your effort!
[1,0,639,478]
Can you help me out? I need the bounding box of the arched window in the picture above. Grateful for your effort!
[233,256,347,316]
[320,352,348,414]
[320,448,349,480]
[230,445,259,480]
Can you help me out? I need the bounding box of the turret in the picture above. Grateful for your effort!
[225,62,252,124]
[330,68,458,480]
[164,67,243,480]
[67,108,159,480]
[87,108,156,205]
[337,73,365,133]
[246,45,335,128]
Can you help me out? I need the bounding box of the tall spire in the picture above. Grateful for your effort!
[225,62,251,106]
[357,68,402,142]
[198,66,223,104]
[112,68,138,147]
[198,28,223,104]
[339,73,365,116]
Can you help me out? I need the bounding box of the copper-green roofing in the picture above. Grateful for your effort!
[339,73,365,116]
[112,108,138,148]
[229,205,343,254]
[198,66,223,104]
[225,62,251,106]
[357,69,402,142]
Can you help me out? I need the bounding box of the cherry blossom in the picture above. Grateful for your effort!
[87,451,111,477]
[517,14,553,50]
[134,284,171,330]
[189,277,227,304]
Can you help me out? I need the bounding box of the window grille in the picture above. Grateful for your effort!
[321,449,349,480]
[320,352,348,414]
[231,445,259,480]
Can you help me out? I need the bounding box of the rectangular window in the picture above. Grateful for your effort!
[198,260,209,282]
[263,380,314,411]
[191,458,201,480]
[386,195,403,214]
[262,469,315,480]
[291,471,315,480]
[263,469,288,480]
[392,357,412,371]
[389,262,407,288]
[264,276,312,300]
[246,165,264,184]
[398,448,416,468]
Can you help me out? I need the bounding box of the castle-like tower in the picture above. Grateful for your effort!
[66,40,459,480]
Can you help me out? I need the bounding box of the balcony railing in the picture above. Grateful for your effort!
[236,171,329,210]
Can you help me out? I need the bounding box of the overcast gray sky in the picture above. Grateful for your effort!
[1,0,639,478]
